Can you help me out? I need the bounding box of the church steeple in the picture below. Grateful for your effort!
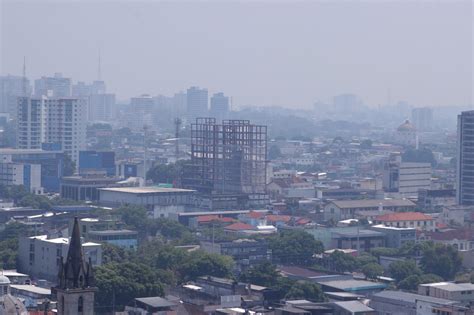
[55,217,96,315]
[58,217,94,289]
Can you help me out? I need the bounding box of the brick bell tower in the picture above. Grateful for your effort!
[55,217,96,315]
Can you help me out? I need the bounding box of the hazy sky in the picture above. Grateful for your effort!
[1,0,473,108]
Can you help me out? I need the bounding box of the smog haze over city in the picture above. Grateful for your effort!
[1,1,474,314]
[1,0,473,108]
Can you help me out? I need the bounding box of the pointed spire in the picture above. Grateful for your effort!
[67,217,84,270]
[58,217,93,289]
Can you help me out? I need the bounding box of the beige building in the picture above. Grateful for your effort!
[323,199,416,221]
[373,212,435,232]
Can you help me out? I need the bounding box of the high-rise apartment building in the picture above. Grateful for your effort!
[17,97,87,163]
[131,94,154,113]
[210,92,229,119]
[0,75,31,117]
[89,93,116,121]
[412,107,433,131]
[34,73,71,98]
[457,110,474,205]
[186,87,208,120]
[72,80,106,97]
[72,80,114,121]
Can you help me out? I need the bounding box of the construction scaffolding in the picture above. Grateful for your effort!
[183,118,267,196]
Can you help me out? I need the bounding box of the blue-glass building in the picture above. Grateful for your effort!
[79,150,115,176]
[1,149,65,192]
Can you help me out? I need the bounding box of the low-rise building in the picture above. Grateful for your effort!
[373,212,435,231]
[98,186,197,218]
[200,238,271,272]
[316,279,387,296]
[0,159,43,194]
[0,148,65,192]
[124,296,178,315]
[370,225,416,248]
[60,174,122,201]
[418,189,456,212]
[324,199,416,222]
[418,282,474,302]
[370,290,462,315]
[9,284,51,309]
[331,229,385,252]
[383,155,432,198]
[17,235,102,281]
[88,229,138,250]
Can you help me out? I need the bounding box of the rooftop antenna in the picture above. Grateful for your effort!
[98,49,102,81]
[22,56,27,96]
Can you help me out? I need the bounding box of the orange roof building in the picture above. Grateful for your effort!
[374,212,435,231]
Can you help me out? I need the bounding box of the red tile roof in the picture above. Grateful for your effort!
[219,217,237,223]
[266,214,292,223]
[197,215,220,223]
[246,211,265,219]
[375,212,433,222]
[224,222,255,231]
[429,229,474,241]
[296,218,311,225]
[197,215,236,224]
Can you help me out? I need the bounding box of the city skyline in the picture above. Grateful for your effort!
[1,1,472,108]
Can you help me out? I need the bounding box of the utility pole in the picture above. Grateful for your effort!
[143,125,148,185]
[175,118,181,160]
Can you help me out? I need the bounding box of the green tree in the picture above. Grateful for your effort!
[419,273,444,284]
[117,205,148,230]
[420,243,462,280]
[240,262,280,287]
[398,273,443,291]
[0,239,18,269]
[402,148,437,167]
[285,281,325,302]
[269,230,324,265]
[101,243,131,264]
[388,260,421,283]
[146,160,187,184]
[18,194,52,210]
[95,262,166,312]
[63,153,76,176]
[0,222,32,269]
[370,247,399,257]
[326,251,358,272]
[177,250,234,282]
[356,253,378,267]
[398,275,421,291]
[361,263,384,280]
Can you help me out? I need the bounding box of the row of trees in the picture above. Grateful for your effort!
[0,223,32,269]
[240,262,325,302]
[0,184,79,210]
[320,241,462,291]
[96,241,234,311]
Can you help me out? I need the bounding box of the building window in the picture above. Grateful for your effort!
[78,296,83,313]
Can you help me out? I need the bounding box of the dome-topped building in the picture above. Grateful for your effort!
[395,119,417,147]
[397,119,417,132]
[0,273,27,315]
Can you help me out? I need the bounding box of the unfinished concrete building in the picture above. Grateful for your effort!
[183,118,268,210]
